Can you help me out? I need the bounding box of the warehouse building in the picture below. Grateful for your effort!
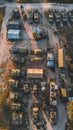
[27,68,43,79]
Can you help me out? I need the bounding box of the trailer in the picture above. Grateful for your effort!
[58,48,65,68]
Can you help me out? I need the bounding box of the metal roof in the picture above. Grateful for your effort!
[8,29,20,39]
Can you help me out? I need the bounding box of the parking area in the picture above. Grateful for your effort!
[0,2,72,130]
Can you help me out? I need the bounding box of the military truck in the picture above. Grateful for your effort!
[11,112,23,126]
[32,84,38,94]
[30,57,42,63]
[10,69,26,79]
[31,49,45,56]
[11,56,26,65]
[33,9,40,23]
[9,91,23,100]
[32,107,39,123]
[68,10,73,23]
[10,46,28,55]
[28,9,33,24]
[50,107,57,125]
[11,102,22,111]
[8,79,19,88]
[12,8,20,19]
[23,83,30,94]
[48,9,54,23]
[61,10,68,24]
[54,9,61,24]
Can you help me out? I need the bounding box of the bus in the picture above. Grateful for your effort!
[60,87,68,102]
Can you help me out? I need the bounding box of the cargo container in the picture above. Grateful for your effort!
[27,69,43,79]
[58,48,65,68]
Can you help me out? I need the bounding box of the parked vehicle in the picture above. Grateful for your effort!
[24,117,30,129]
[31,49,45,56]
[32,83,38,94]
[54,9,61,24]
[11,56,26,65]
[47,51,55,70]
[11,102,22,111]
[61,10,68,23]
[50,107,57,125]
[41,82,46,93]
[68,10,73,23]
[20,5,26,20]
[9,91,23,100]
[12,8,20,19]
[30,57,42,62]
[10,46,28,55]
[11,112,23,126]
[10,69,26,79]
[59,69,65,82]
[59,87,68,102]
[48,9,54,23]
[36,120,46,130]
[7,21,20,30]
[32,106,39,123]
[8,79,19,88]
[23,83,30,94]
[28,9,33,23]
[33,9,40,23]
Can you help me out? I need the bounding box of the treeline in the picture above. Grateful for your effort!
[48,0,73,3]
